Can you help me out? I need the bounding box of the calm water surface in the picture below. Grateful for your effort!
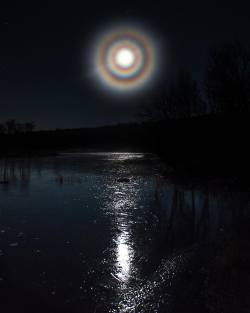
[0,153,249,312]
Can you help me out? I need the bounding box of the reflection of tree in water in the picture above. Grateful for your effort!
[0,158,84,189]
[151,176,250,254]
[0,159,31,189]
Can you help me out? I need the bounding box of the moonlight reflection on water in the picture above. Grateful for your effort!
[104,172,139,285]
[116,230,132,282]
[105,179,143,312]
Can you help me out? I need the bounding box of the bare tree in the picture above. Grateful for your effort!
[172,71,204,118]
[141,70,204,121]
[0,124,6,134]
[24,122,35,133]
[16,123,25,133]
[5,119,17,135]
[205,42,250,114]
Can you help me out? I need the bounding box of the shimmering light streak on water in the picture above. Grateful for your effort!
[116,231,131,282]
[102,168,139,285]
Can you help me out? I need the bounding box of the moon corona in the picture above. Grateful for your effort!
[93,25,157,93]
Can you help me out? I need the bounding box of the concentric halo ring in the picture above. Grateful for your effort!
[94,26,156,92]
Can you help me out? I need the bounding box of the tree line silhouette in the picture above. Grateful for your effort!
[0,120,35,135]
[142,42,250,120]
[142,41,250,120]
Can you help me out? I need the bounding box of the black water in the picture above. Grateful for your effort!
[0,153,249,313]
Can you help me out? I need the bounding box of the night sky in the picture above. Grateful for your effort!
[1,0,250,129]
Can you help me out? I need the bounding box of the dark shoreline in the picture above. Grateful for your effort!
[0,113,250,181]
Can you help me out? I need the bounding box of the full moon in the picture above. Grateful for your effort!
[115,48,135,68]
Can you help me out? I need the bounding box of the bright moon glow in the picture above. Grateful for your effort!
[92,24,158,93]
[115,48,135,68]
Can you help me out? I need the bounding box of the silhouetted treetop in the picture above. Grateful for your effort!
[205,42,250,114]
[141,70,204,120]
[0,120,36,135]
